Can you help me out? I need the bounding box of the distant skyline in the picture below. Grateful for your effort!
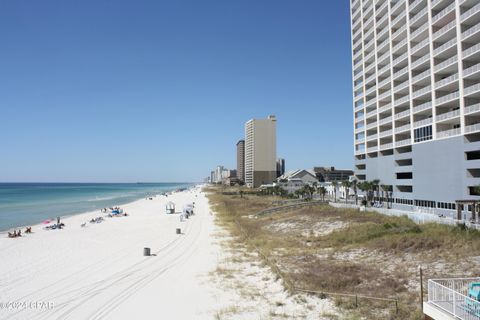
[0,1,353,182]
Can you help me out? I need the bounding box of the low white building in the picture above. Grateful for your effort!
[276,178,305,194]
[276,169,318,194]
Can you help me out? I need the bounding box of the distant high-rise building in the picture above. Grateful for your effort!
[244,115,277,188]
[276,158,285,178]
[236,140,245,183]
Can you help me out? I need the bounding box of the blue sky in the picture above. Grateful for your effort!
[0,0,353,182]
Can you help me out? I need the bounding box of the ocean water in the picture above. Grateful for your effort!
[0,183,193,231]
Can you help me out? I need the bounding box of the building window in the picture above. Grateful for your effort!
[414,125,432,143]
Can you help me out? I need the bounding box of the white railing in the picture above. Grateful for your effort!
[396,123,411,132]
[437,127,461,139]
[395,94,410,106]
[464,63,480,77]
[379,128,393,137]
[376,1,387,15]
[436,91,460,105]
[395,79,409,92]
[379,90,392,100]
[391,0,404,14]
[377,37,390,51]
[413,85,432,98]
[462,21,480,40]
[461,2,480,22]
[410,21,428,39]
[414,118,433,128]
[463,43,480,59]
[427,278,480,320]
[395,138,411,147]
[394,66,409,79]
[392,25,407,39]
[367,133,378,140]
[366,122,377,129]
[355,115,364,122]
[393,52,408,65]
[412,69,431,83]
[391,10,406,26]
[365,50,375,61]
[411,38,429,54]
[433,20,456,39]
[379,63,391,75]
[436,73,459,88]
[379,116,392,125]
[432,2,456,23]
[433,37,457,56]
[409,0,424,12]
[378,76,391,88]
[378,51,390,64]
[366,109,377,118]
[465,103,480,115]
[465,83,480,96]
[412,53,430,69]
[379,142,393,149]
[393,38,407,52]
[436,109,460,122]
[377,26,389,39]
[435,55,458,72]
[366,146,378,153]
[366,85,376,95]
[413,101,432,113]
[465,123,480,134]
[395,109,411,119]
[410,7,427,26]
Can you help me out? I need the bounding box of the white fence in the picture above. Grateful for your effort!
[428,278,480,320]
[329,202,480,230]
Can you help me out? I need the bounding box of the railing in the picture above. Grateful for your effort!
[377,37,390,51]
[396,123,411,132]
[437,127,461,139]
[378,103,392,113]
[379,142,393,149]
[432,2,456,24]
[412,69,431,83]
[436,73,459,88]
[395,94,410,106]
[379,128,393,137]
[378,76,391,88]
[393,52,408,65]
[436,109,460,122]
[394,79,409,92]
[410,21,428,39]
[410,7,428,25]
[391,10,406,27]
[412,85,432,98]
[395,109,411,119]
[379,90,392,100]
[366,146,378,153]
[465,83,480,96]
[395,138,411,147]
[366,109,377,118]
[411,38,429,54]
[412,53,430,69]
[392,25,407,39]
[394,65,409,78]
[391,0,404,15]
[461,2,480,22]
[377,26,389,40]
[465,103,480,115]
[413,101,432,113]
[393,38,407,52]
[366,122,377,129]
[462,21,480,40]
[367,133,378,140]
[433,37,457,56]
[427,278,480,320]
[463,43,480,59]
[413,118,433,128]
[435,55,457,72]
[433,20,456,39]
[464,63,480,77]
[379,63,391,75]
[465,123,480,134]
[409,0,424,12]
[436,91,459,105]
[379,116,392,125]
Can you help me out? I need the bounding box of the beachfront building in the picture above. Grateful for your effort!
[236,140,245,183]
[276,158,286,178]
[277,169,318,194]
[244,115,277,188]
[350,0,480,218]
[313,166,354,182]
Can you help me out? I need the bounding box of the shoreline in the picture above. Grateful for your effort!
[0,184,196,234]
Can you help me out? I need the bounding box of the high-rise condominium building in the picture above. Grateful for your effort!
[236,140,245,183]
[351,0,480,217]
[245,115,277,188]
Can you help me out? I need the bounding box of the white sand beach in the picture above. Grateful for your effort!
[0,186,336,320]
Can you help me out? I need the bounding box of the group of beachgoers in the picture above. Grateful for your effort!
[7,227,32,238]
[81,207,128,228]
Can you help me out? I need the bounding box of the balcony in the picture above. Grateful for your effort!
[412,85,432,98]
[412,69,431,83]
[355,114,365,122]
[394,65,409,79]
[436,91,460,106]
[392,38,407,53]
[392,25,407,40]
[410,7,428,26]
[366,122,377,130]
[463,43,480,59]
[465,103,480,115]
[393,52,408,66]
[464,63,480,78]
[434,55,457,72]
[409,0,424,12]
[465,123,480,134]
[391,10,406,27]
[464,83,480,96]
[367,133,378,141]
[435,73,459,89]
[431,2,456,24]
[461,2,480,23]
[366,146,378,153]
[412,53,431,69]
[425,278,480,320]
[437,127,461,139]
[378,76,391,88]
[379,142,394,150]
[394,80,410,92]
[411,38,430,54]
[379,128,393,137]
[378,90,392,100]
[394,94,410,106]
[413,101,433,114]
[413,117,433,128]
[410,22,428,40]
[378,103,392,113]
[377,37,390,52]
[395,109,411,120]
[462,21,480,41]
[395,138,411,147]
[379,116,393,125]
[433,37,457,57]
[436,109,460,122]
[366,108,377,118]
[396,123,411,132]
[433,20,456,40]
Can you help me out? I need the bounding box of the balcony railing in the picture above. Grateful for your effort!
[367,133,378,140]
[379,128,393,137]
[433,37,457,56]
[379,142,394,150]
[395,109,410,119]
[410,21,428,39]
[411,38,429,54]
[427,278,480,320]
[462,21,480,40]
[395,138,411,147]
[437,109,460,122]
[392,25,407,39]
[437,127,461,139]
[378,76,391,88]
[410,7,428,26]
[432,2,456,24]
[413,101,432,113]
[464,83,480,96]
[378,103,392,113]
[394,65,409,79]
[395,94,410,106]
[461,2,480,22]
[378,90,392,100]
[366,146,378,153]
[391,10,406,27]
[412,69,431,83]
[465,103,480,115]
[463,43,480,59]
[435,73,459,88]
[393,52,408,66]
[465,123,480,134]
[464,63,480,77]
[412,85,432,98]
[396,123,411,132]
[379,116,393,125]
[434,55,457,72]
[412,53,430,69]
[393,38,407,52]
[394,79,410,92]
[366,122,377,129]
[413,117,433,128]
[433,20,456,39]
[436,91,460,105]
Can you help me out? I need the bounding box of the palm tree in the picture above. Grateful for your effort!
[372,179,380,201]
[351,178,358,205]
[380,184,391,208]
[342,180,352,203]
[312,181,318,198]
[318,186,326,202]
[331,181,338,202]
[357,181,372,206]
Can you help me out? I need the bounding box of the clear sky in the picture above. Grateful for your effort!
[0,0,353,183]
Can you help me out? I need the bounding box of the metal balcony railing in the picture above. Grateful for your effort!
[436,109,460,122]
[437,127,461,139]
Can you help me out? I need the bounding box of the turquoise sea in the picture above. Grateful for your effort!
[0,183,193,231]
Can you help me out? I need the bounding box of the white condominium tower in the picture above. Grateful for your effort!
[244,115,277,188]
[350,0,480,217]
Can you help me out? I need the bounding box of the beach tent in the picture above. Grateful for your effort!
[165,201,175,214]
